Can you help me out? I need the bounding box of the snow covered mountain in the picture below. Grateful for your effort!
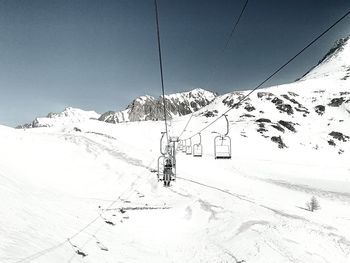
[17,88,216,128]
[300,35,350,81]
[182,35,350,154]
[2,35,350,263]
[17,107,100,128]
[98,88,217,123]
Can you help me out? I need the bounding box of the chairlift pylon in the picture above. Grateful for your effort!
[193,133,203,157]
[214,115,231,159]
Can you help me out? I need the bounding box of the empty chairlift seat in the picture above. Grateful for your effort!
[180,140,186,153]
[214,135,231,159]
[193,144,202,157]
[185,139,192,155]
[213,114,231,159]
[186,145,192,155]
[177,141,183,151]
[192,133,203,157]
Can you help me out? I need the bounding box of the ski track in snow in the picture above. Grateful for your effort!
[58,133,149,169]
[229,165,350,204]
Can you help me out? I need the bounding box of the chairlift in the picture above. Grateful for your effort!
[185,138,192,155]
[157,155,166,181]
[214,115,231,159]
[157,132,176,187]
[177,140,184,151]
[157,156,176,186]
[180,140,186,152]
[166,143,175,157]
[170,136,179,143]
[182,143,186,153]
[193,133,203,157]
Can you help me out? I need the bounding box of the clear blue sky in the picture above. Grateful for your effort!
[0,0,349,126]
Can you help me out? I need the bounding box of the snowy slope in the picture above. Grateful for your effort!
[182,36,350,155]
[1,36,350,263]
[185,77,350,155]
[1,114,349,263]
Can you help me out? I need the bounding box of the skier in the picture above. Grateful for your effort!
[163,158,173,187]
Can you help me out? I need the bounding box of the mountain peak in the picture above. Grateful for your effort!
[301,35,350,81]
[17,108,100,129]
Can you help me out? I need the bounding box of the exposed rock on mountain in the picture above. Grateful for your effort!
[99,88,217,123]
[329,131,349,142]
[17,89,217,128]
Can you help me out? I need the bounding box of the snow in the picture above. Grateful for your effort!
[1,37,350,262]
[133,95,156,105]
[301,36,350,81]
[165,88,217,102]
[21,107,100,128]
[1,99,350,262]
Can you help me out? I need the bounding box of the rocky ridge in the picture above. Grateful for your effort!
[98,88,217,123]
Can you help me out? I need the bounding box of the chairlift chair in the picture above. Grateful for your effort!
[159,156,176,186]
[213,114,232,159]
[166,143,175,157]
[170,136,179,143]
[185,139,192,155]
[157,131,177,186]
[177,140,184,151]
[181,140,187,153]
[157,155,166,181]
[157,154,176,182]
[193,133,203,157]
[214,135,231,159]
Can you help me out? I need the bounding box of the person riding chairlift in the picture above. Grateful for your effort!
[163,159,172,187]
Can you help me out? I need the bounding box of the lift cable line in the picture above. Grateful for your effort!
[154,0,169,142]
[223,0,249,51]
[178,0,249,140]
[178,113,193,139]
[181,8,350,141]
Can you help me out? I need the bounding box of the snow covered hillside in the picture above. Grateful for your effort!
[187,78,350,155]
[185,36,350,155]
[1,36,350,262]
[17,107,100,129]
[17,89,216,128]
